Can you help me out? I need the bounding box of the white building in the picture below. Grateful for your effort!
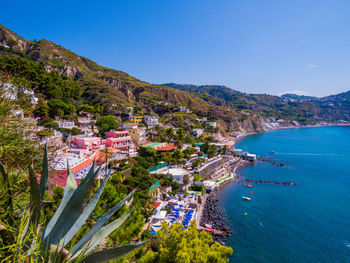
[246,153,257,161]
[168,167,190,185]
[208,122,217,128]
[144,115,159,127]
[55,120,76,129]
[192,128,203,137]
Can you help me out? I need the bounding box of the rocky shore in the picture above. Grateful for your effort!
[199,194,232,243]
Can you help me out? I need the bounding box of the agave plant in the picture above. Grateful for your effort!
[1,144,147,262]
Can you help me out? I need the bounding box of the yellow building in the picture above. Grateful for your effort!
[129,115,143,123]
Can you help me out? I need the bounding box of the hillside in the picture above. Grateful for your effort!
[0,23,347,136]
[163,83,350,122]
[0,24,269,134]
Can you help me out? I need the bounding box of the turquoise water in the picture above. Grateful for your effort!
[218,126,350,263]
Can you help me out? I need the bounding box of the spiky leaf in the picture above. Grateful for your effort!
[40,143,49,200]
[82,241,148,263]
[59,170,112,248]
[72,209,134,259]
[28,164,41,228]
[41,163,99,248]
[70,189,136,254]
[43,163,77,240]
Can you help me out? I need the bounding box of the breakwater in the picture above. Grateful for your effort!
[237,176,296,186]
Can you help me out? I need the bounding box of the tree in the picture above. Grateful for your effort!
[142,221,233,263]
[207,145,217,158]
[37,118,59,130]
[47,99,75,118]
[194,173,201,182]
[78,104,95,114]
[183,174,190,185]
[95,115,118,136]
[34,98,49,117]
[176,129,185,142]
[171,149,184,165]
[165,127,174,141]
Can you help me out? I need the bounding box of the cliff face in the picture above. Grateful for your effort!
[0,24,271,134]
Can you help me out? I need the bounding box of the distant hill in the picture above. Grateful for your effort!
[162,84,350,122]
[281,93,318,101]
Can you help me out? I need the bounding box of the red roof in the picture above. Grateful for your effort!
[148,202,161,209]
[157,143,177,152]
[71,159,92,173]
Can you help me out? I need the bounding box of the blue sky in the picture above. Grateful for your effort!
[2,0,350,97]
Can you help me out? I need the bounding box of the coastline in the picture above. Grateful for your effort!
[198,123,348,239]
[231,122,350,147]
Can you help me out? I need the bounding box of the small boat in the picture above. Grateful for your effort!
[242,196,251,201]
[246,184,253,188]
[269,151,275,154]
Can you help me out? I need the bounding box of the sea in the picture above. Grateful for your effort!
[217,126,350,263]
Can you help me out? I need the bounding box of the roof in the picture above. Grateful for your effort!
[141,142,160,148]
[168,167,188,176]
[71,159,92,173]
[148,201,161,209]
[157,143,177,152]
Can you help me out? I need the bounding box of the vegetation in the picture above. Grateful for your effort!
[96,115,118,136]
[140,222,233,263]
[0,145,146,262]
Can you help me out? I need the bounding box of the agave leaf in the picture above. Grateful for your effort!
[40,143,49,200]
[72,208,134,259]
[41,163,99,248]
[70,189,136,255]
[28,164,41,228]
[43,162,77,240]
[82,241,148,263]
[0,163,14,225]
[58,170,112,248]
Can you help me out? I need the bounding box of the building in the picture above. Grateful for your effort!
[71,136,102,150]
[167,167,190,185]
[144,115,159,127]
[55,120,76,129]
[105,130,130,139]
[50,153,93,186]
[129,115,143,123]
[208,121,217,128]
[127,127,147,145]
[192,128,203,137]
[122,123,138,130]
[11,110,24,118]
[245,153,257,161]
[77,117,95,135]
[105,136,135,154]
[90,147,127,163]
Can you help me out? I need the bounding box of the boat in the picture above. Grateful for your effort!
[246,184,253,188]
[242,196,251,201]
[269,151,275,154]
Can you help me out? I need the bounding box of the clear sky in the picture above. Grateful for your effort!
[2,0,350,97]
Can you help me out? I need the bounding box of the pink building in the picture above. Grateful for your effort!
[105,137,132,149]
[71,136,102,150]
[105,130,130,139]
